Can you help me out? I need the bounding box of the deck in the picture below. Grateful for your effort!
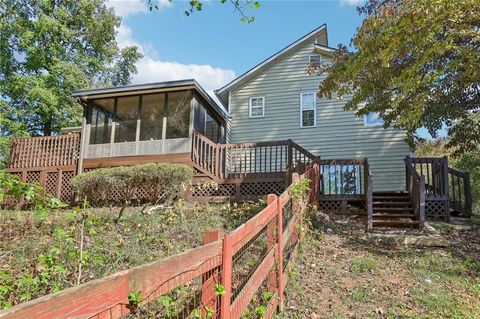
[5,132,472,228]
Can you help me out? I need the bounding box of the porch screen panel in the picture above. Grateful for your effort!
[205,112,220,143]
[140,93,165,141]
[166,91,192,139]
[89,98,114,144]
[115,96,139,143]
[193,99,206,135]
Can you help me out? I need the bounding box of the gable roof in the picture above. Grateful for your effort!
[215,24,328,108]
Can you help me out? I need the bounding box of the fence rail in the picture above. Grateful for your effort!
[0,164,321,319]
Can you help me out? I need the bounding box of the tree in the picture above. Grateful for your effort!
[314,0,480,151]
[148,0,261,23]
[0,0,142,142]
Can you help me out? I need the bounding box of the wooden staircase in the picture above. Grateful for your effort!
[371,192,421,229]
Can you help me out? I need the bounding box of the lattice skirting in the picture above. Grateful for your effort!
[3,169,76,206]
[319,200,343,214]
[425,200,449,220]
[191,181,285,200]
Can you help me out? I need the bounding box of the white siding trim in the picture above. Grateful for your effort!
[249,96,265,118]
[300,92,317,128]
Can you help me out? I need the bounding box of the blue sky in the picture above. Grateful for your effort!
[108,0,365,92]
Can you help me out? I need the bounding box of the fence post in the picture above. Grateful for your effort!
[419,175,426,228]
[220,233,233,319]
[266,194,278,293]
[202,230,225,319]
[276,195,284,311]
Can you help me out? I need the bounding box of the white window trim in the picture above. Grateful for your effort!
[363,112,385,127]
[248,96,265,118]
[308,54,322,64]
[300,92,317,128]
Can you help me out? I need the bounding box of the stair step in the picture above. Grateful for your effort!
[372,219,420,227]
[373,192,408,196]
[373,196,410,200]
[373,207,414,212]
[373,201,412,206]
[373,213,416,218]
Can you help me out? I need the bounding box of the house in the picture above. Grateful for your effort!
[5,25,472,229]
[215,24,410,192]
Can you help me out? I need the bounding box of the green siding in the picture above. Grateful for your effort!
[227,34,410,191]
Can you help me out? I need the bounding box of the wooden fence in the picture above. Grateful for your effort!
[404,158,426,229]
[0,165,321,319]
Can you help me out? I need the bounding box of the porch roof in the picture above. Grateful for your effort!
[72,79,228,120]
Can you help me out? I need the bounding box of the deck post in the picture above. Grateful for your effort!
[419,175,426,228]
[442,156,449,197]
[202,230,225,319]
[464,172,472,216]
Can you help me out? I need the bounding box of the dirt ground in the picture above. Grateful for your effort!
[276,213,480,319]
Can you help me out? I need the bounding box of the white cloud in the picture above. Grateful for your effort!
[114,18,236,99]
[133,58,236,92]
[106,0,171,18]
[339,0,364,6]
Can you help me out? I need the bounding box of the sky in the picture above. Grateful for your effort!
[106,0,366,93]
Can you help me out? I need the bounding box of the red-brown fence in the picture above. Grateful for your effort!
[0,165,321,319]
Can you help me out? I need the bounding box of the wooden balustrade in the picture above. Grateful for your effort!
[318,158,369,197]
[407,157,449,199]
[191,131,319,181]
[448,167,472,216]
[8,134,80,169]
[405,158,425,229]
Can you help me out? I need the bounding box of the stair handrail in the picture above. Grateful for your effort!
[405,157,425,229]
[364,159,373,230]
[447,167,473,216]
[287,139,320,164]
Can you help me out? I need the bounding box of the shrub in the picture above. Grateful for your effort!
[71,163,193,220]
[0,170,65,215]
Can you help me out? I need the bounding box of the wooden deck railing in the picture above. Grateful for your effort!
[405,158,425,229]
[8,134,80,169]
[448,167,472,216]
[0,165,321,319]
[318,158,369,198]
[191,130,319,181]
[408,156,472,217]
[407,157,449,199]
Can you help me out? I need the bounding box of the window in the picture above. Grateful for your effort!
[300,92,316,128]
[205,112,220,143]
[364,112,385,127]
[140,93,165,141]
[114,96,139,143]
[166,91,192,139]
[249,97,265,118]
[89,99,114,144]
[308,55,322,65]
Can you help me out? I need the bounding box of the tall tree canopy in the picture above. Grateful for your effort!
[0,0,142,144]
[316,0,480,152]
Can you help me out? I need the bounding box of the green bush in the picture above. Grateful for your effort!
[0,170,65,216]
[71,163,193,209]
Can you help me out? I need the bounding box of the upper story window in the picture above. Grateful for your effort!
[300,92,316,128]
[364,112,385,127]
[308,55,322,65]
[249,97,265,118]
